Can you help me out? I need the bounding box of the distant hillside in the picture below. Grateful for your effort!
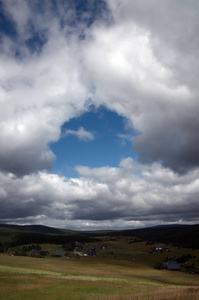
[152,224,183,228]
[0,224,75,235]
[0,224,93,252]
[0,223,199,249]
[110,224,199,249]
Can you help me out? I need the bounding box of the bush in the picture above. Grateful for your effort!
[154,262,164,270]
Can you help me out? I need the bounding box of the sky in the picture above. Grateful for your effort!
[0,0,199,230]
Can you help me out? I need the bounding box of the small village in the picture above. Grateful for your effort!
[4,238,198,275]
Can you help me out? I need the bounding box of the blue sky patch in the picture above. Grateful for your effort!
[0,1,17,39]
[50,106,138,177]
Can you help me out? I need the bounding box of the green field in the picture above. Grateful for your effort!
[0,237,199,299]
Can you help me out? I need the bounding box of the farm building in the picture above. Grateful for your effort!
[150,246,169,253]
[84,247,96,256]
[100,244,108,249]
[162,261,181,271]
[75,241,84,249]
[56,251,68,258]
[39,251,49,256]
[28,250,40,256]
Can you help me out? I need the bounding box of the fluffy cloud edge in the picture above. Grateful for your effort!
[64,127,95,141]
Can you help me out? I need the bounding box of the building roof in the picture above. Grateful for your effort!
[56,251,67,256]
[163,261,181,270]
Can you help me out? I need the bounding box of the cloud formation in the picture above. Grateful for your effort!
[64,127,95,141]
[0,0,199,228]
[0,158,199,229]
[1,0,199,175]
[82,0,199,173]
[0,0,90,175]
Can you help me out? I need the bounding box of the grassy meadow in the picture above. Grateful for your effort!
[0,236,199,299]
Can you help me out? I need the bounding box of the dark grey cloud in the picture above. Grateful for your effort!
[0,147,55,176]
[85,0,199,174]
[110,0,199,173]
[133,106,199,173]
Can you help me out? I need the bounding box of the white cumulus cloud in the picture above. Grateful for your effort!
[0,158,199,229]
[64,127,95,141]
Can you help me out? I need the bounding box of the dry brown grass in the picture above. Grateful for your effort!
[96,286,199,300]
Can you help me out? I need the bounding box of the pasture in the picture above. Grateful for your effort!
[0,236,199,299]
